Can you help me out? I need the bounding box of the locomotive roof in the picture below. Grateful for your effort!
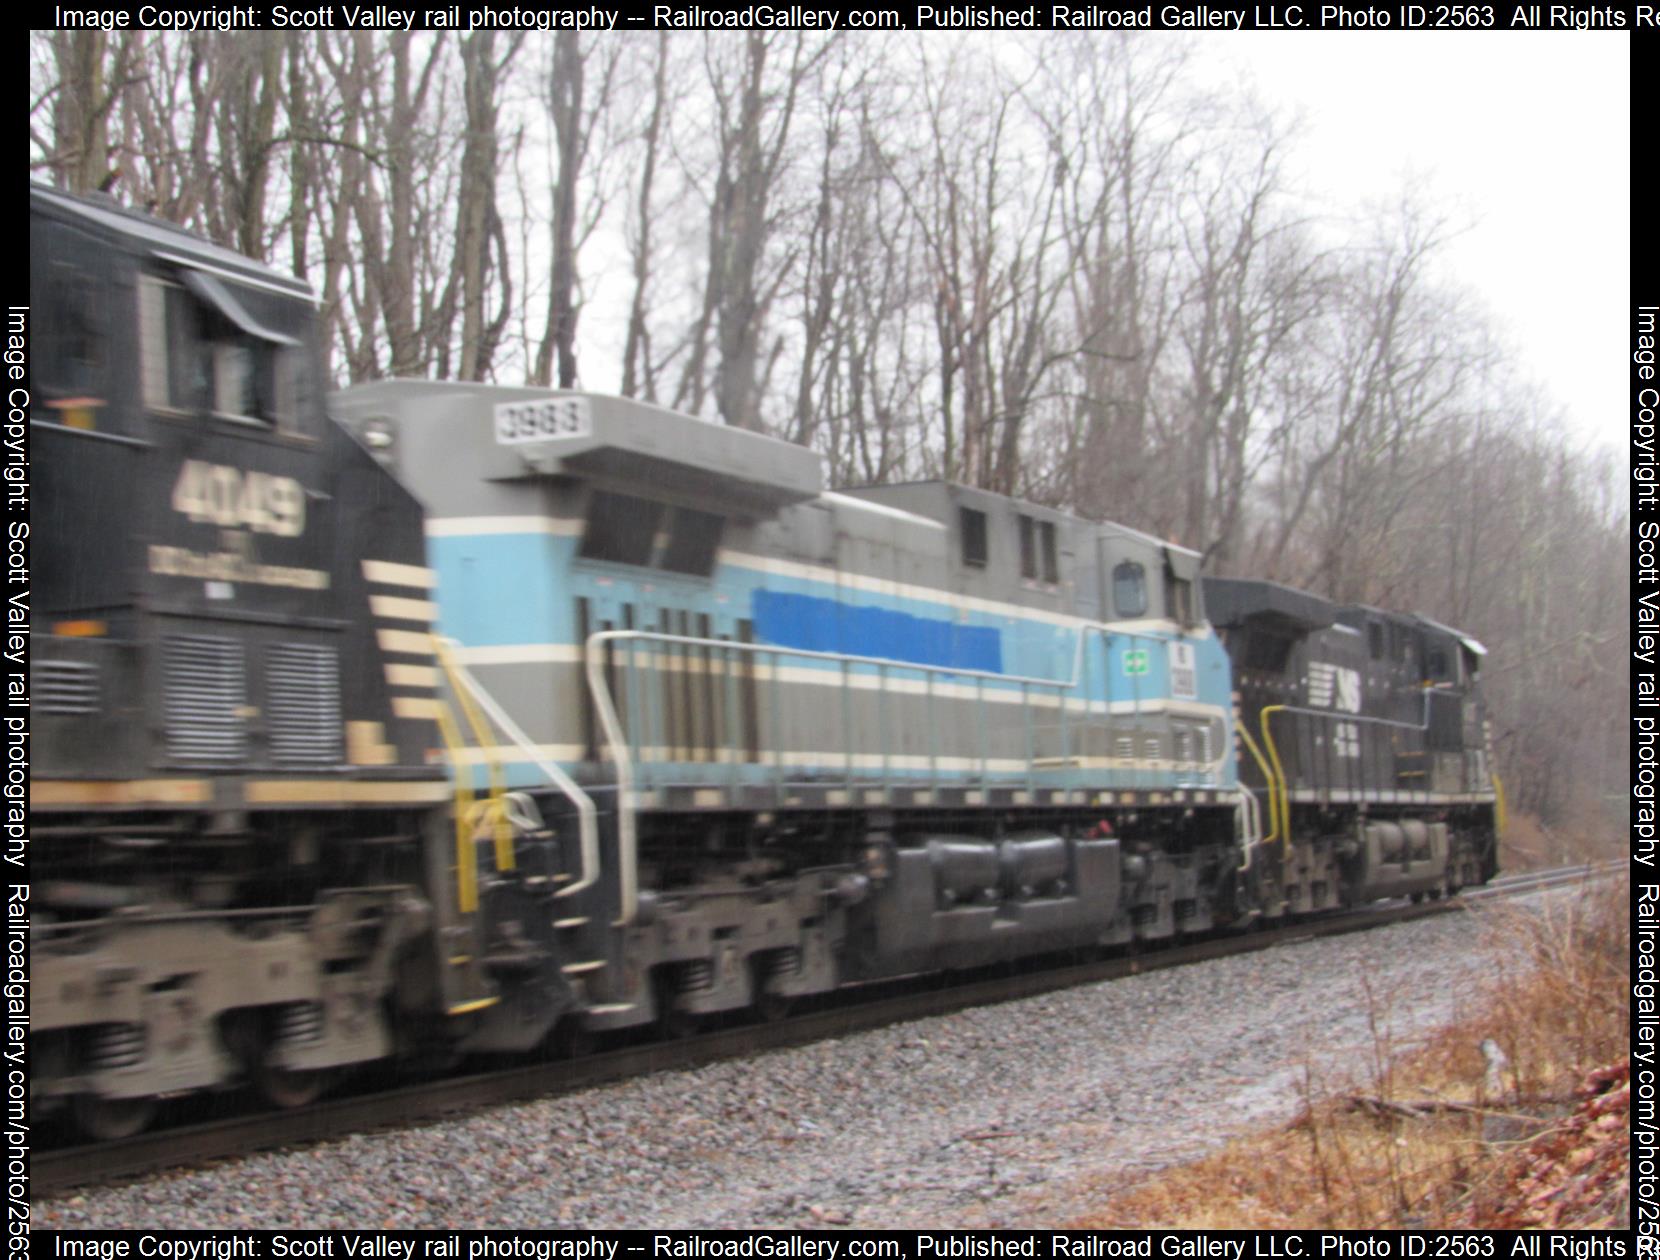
[1337,602,1488,658]
[30,182,314,303]
[842,480,1202,560]
[1201,576,1336,635]
[334,381,826,514]
[1412,613,1488,657]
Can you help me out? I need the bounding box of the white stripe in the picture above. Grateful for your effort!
[446,743,587,766]
[438,743,1213,778]
[378,629,436,656]
[362,559,437,588]
[385,663,439,688]
[426,515,584,537]
[447,642,1230,729]
[451,643,584,666]
[717,546,1210,637]
[753,662,1230,724]
[370,595,438,622]
[392,696,444,720]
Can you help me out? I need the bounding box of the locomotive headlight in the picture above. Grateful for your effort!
[362,418,396,450]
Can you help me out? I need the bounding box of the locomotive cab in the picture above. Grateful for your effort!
[28,187,474,1135]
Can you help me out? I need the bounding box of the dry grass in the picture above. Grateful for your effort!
[1066,872,1631,1230]
[1498,803,1624,872]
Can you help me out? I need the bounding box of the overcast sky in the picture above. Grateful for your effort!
[1195,32,1628,459]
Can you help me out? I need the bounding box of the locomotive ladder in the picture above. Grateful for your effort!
[431,638,599,912]
[428,640,608,1008]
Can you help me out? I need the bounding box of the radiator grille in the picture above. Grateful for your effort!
[163,635,247,764]
[267,643,343,766]
[36,660,99,715]
[1173,728,1191,762]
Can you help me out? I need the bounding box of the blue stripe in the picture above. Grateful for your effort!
[751,589,1002,673]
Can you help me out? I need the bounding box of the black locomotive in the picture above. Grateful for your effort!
[1204,577,1500,921]
[28,186,522,1138]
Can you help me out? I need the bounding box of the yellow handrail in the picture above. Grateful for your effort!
[430,702,481,915]
[1235,720,1279,852]
[1258,705,1293,857]
[434,640,517,876]
[428,640,530,916]
[438,640,516,875]
[1491,770,1507,836]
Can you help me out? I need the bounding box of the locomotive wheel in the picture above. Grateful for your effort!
[657,1000,698,1040]
[547,1017,594,1060]
[255,1064,331,1110]
[72,1093,157,1142]
[653,971,699,1040]
[751,961,793,1024]
[754,987,793,1024]
[750,956,793,1022]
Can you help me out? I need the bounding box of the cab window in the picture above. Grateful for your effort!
[1019,515,1059,584]
[1166,573,1194,625]
[579,490,725,578]
[141,272,303,432]
[40,230,107,400]
[960,507,989,569]
[1113,561,1147,618]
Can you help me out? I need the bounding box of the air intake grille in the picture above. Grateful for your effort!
[267,643,343,766]
[36,660,99,715]
[163,635,247,765]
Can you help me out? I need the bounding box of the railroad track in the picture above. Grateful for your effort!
[31,860,1619,1198]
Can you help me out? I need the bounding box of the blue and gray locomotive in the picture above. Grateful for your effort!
[28,188,1501,1138]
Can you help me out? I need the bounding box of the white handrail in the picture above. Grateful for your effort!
[442,639,600,900]
[584,624,1234,925]
[1235,788,1263,873]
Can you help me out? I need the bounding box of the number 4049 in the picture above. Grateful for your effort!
[170,459,306,538]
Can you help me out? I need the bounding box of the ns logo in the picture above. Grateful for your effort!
[1307,661,1361,713]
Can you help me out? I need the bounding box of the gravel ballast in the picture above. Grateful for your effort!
[37,896,1536,1229]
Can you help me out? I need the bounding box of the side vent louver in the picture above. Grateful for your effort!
[163,635,247,764]
[268,643,343,767]
[36,660,99,715]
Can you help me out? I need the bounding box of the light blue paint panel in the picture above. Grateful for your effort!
[422,528,1238,788]
[426,533,579,645]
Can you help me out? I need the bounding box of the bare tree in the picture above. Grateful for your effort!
[41,32,135,193]
[1162,119,1323,568]
[529,32,618,390]
[676,32,829,430]
[1039,37,1188,526]
[444,32,522,380]
[619,34,673,401]
[1261,202,1468,594]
